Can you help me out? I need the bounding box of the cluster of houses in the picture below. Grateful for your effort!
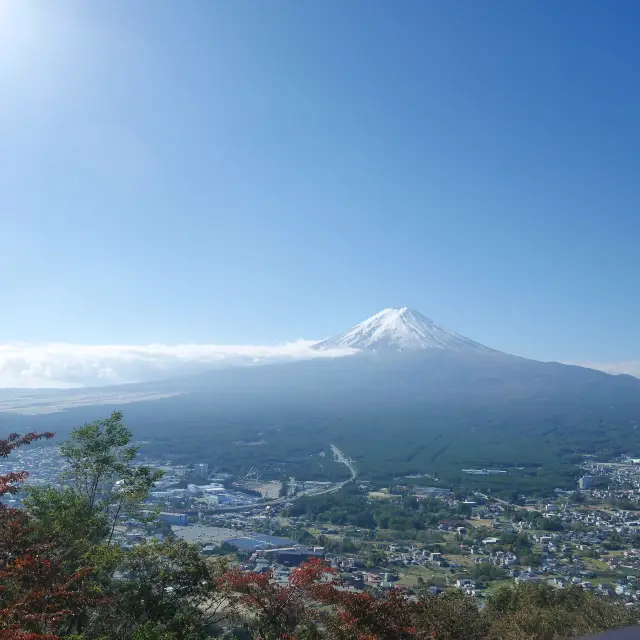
[136,461,640,607]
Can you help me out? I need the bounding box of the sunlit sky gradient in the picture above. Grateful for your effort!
[1,0,640,386]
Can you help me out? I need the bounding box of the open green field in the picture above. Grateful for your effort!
[397,566,447,587]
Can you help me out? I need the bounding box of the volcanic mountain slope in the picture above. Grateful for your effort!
[4,306,640,495]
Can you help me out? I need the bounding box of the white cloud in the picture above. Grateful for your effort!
[0,341,357,389]
[570,360,640,378]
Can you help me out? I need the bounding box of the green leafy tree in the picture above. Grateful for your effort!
[82,538,226,640]
[58,411,163,543]
[485,582,640,639]
[24,486,109,566]
[472,563,506,582]
[519,552,542,567]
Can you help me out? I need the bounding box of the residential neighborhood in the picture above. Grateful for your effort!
[8,443,640,609]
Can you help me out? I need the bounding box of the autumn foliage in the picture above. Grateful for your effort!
[0,432,105,640]
[217,556,640,640]
[217,558,330,639]
[218,557,486,640]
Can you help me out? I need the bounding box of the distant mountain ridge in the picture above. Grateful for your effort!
[313,307,495,354]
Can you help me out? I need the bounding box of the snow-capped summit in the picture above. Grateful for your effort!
[313,307,494,353]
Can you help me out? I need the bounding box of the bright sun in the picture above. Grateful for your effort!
[0,0,53,73]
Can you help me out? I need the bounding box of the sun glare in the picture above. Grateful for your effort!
[0,0,68,84]
[0,0,13,27]
[0,0,33,56]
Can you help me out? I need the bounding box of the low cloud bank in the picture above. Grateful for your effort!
[0,341,357,389]
[4,343,636,389]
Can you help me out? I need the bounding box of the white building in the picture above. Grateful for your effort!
[579,476,595,489]
[194,463,209,479]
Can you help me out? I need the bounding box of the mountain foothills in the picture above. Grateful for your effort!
[3,307,640,496]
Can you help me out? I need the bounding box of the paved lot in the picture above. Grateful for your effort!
[173,525,238,544]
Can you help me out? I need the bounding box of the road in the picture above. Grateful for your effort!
[211,445,357,513]
[330,444,357,481]
[473,491,519,509]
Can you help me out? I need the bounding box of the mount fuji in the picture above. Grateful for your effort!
[6,306,640,497]
[313,307,495,353]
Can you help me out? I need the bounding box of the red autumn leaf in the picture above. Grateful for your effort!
[0,431,107,639]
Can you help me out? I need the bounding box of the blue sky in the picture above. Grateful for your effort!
[1,0,639,371]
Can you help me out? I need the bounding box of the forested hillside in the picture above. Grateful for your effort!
[3,351,640,495]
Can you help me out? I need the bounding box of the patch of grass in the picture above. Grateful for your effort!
[468,518,493,529]
[396,566,446,587]
[583,558,610,572]
[482,580,513,596]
